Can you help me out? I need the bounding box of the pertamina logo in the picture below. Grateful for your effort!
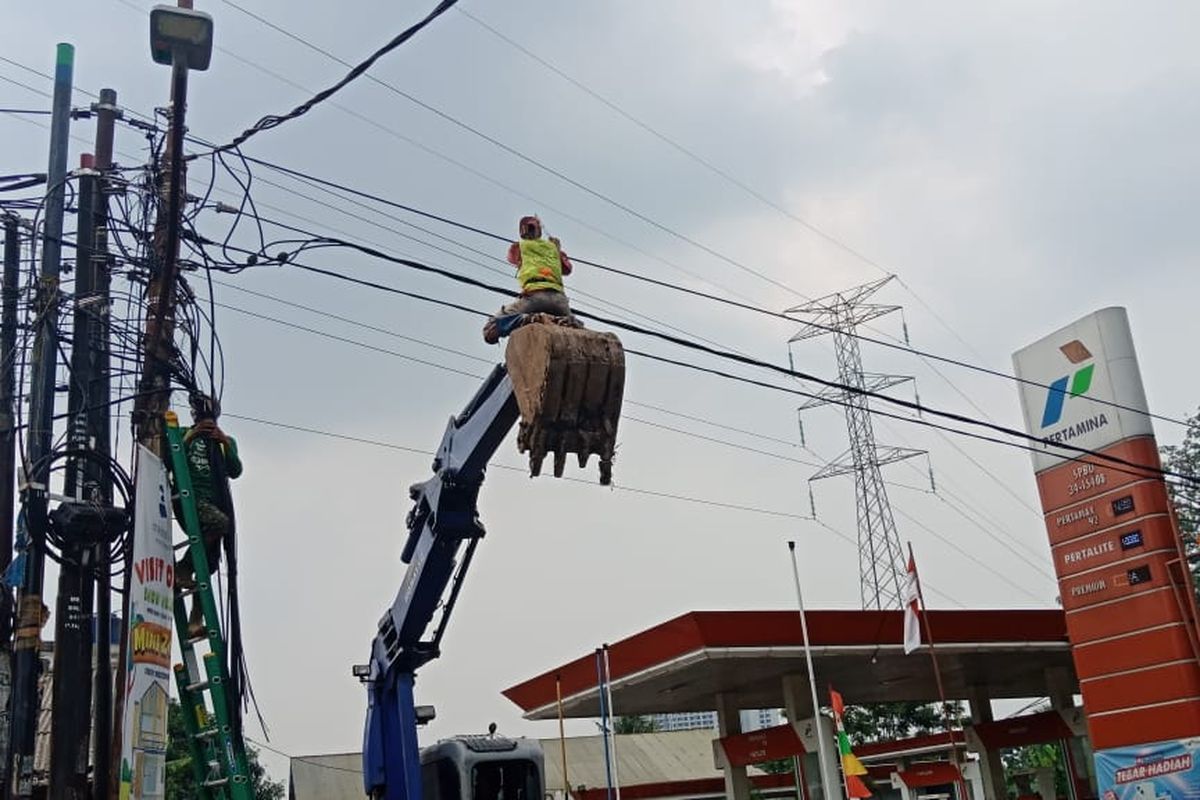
[1040,339,1109,443]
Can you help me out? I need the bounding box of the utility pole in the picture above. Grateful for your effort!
[0,213,22,798]
[48,152,99,800]
[0,215,19,631]
[132,8,191,455]
[10,42,74,799]
[49,85,121,799]
[89,89,119,800]
[786,276,927,610]
[114,4,194,789]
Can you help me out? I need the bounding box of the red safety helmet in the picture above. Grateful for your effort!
[518,215,542,239]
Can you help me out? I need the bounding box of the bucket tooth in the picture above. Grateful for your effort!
[530,451,545,478]
[553,450,567,478]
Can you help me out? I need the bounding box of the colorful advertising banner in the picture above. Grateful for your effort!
[1013,308,1200,751]
[1096,738,1200,800]
[119,445,175,800]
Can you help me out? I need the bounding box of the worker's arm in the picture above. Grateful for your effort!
[507,242,521,268]
[550,237,573,276]
[194,419,244,478]
[219,435,243,479]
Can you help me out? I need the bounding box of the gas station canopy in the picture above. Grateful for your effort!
[505,609,1075,719]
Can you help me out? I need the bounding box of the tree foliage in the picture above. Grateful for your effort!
[1003,743,1068,798]
[758,758,795,775]
[166,700,285,799]
[1160,410,1200,595]
[613,715,658,734]
[842,702,965,743]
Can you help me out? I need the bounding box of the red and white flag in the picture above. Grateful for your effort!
[902,554,921,654]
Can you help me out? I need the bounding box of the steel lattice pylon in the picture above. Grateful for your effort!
[787,276,925,610]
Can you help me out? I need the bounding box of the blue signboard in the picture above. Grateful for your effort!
[1096,738,1200,800]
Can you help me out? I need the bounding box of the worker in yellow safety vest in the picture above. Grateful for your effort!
[483,215,574,343]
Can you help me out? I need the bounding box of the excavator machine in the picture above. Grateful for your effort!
[360,319,624,800]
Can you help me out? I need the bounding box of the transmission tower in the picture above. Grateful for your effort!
[787,276,926,610]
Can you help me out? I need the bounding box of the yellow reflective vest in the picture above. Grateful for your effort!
[516,238,564,293]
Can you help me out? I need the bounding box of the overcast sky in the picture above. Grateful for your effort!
[5,0,1200,785]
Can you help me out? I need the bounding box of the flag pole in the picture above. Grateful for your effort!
[602,644,623,800]
[788,541,838,800]
[595,649,614,800]
[556,673,571,799]
[907,542,968,800]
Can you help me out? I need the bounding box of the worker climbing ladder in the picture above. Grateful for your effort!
[165,411,253,800]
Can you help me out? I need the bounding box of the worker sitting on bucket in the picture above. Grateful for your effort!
[483,215,574,343]
[174,393,243,639]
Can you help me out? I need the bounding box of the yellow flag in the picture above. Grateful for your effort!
[842,752,868,776]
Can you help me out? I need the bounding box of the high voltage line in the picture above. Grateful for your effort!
[209,288,1057,587]
[183,211,1200,488]
[0,41,1175,608]
[2,54,1190,434]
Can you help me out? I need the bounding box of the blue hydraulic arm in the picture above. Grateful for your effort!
[361,365,520,800]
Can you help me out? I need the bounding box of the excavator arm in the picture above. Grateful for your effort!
[362,365,518,799]
[361,324,624,800]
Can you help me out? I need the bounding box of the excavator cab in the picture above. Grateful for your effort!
[420,736,545,800]
[504,315,625,485]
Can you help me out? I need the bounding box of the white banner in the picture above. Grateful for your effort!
[119,445,174,800]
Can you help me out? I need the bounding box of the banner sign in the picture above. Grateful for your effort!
[1096,738,1200,800]
[1013,308,1200,750]
[119,445,175,800]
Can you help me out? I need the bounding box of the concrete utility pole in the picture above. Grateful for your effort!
[0,212,22,798]
[132,8,190,456]
[114,7,193,788]
[49,86,122,799]
[48,152,100,800]
[10,41,74,799]
[0,215,20,633]
[89,88,119,800]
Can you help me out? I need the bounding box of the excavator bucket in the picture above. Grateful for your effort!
[505,316,624,485]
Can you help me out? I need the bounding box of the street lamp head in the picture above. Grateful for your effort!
[150,5,214,71]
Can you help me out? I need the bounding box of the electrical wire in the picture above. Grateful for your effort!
[204,0,461,154]
[208,0,806,301]
[205,150,1194,431]
[453,6,989,364]
[15,44,1181,434]
[188,218,1200,487]
[199,279,1048,585]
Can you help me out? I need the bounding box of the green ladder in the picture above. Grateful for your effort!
[166,411,254,800]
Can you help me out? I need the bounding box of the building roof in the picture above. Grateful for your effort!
[504,609,1074,719]
[288,731,768,800]
[545,730,730,793]
[289,752,362,800]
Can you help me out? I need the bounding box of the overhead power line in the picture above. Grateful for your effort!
[211,280,1051,582]
[222,412,968,604]
[14,40,1176,435]
[210,151,1192,432]
[192,215,1200,487]
[190,224,1199,492]
[206,0,462,154]
[453,6,987,363]
[211,0,806,301]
